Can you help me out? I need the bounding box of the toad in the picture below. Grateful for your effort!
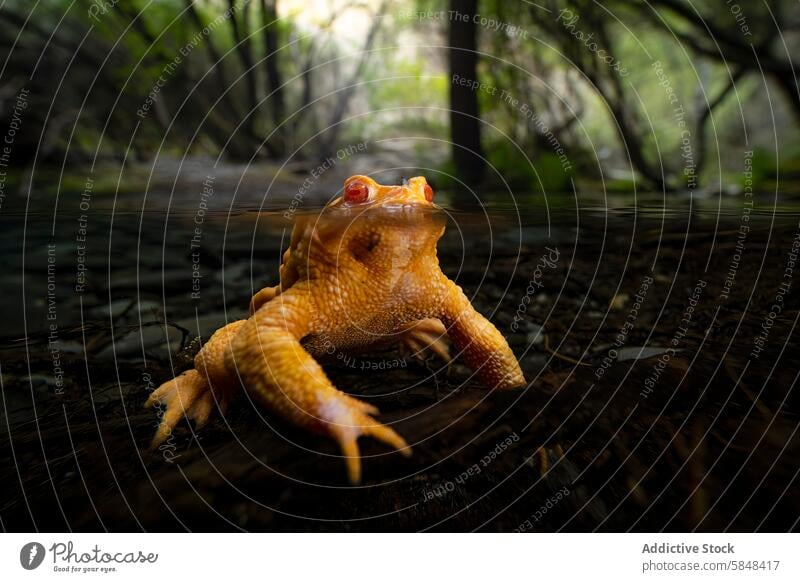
[146,175,525,482]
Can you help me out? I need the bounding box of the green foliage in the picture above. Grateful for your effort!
[484,140,536,189]
[483,139,573,193]
[365,60,448,134]
[749,149,777,191]
[2,0,797,197]
[532,152,574,193]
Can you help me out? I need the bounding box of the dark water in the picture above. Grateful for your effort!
[1,194,799,531]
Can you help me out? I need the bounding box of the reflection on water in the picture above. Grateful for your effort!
[1,193,798,531]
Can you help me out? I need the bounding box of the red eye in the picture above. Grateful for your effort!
[424,184,434,202]
[344,181,369,203]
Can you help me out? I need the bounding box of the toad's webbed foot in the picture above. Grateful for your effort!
[145,369,220,448]
[146,319,246,449]
[399,317,451,363]
[319,391,411,484]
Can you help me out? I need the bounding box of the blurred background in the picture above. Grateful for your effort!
[1,0,798,204]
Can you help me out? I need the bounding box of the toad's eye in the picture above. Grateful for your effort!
[344,181,370,204]
[423,184,434,202]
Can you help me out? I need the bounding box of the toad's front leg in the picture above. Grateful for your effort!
[146,319,247,447]
[230,288,410,483]
[436,278,526,389]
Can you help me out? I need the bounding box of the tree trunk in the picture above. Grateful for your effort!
[316,1,386,160]
[183,1,245,128]
[772,72,800,125]
[228,0,259,133]
[261,0,286,151]
[694,68,744,183]
[448,0,485,185]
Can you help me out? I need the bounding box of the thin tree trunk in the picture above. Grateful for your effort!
[183,0,244,124]
[260,0,286,151]
[694,68,745,182]
[772,71,800,125]
[448,0,485,185]
[227,0,259,132]
[317,1,387,159]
